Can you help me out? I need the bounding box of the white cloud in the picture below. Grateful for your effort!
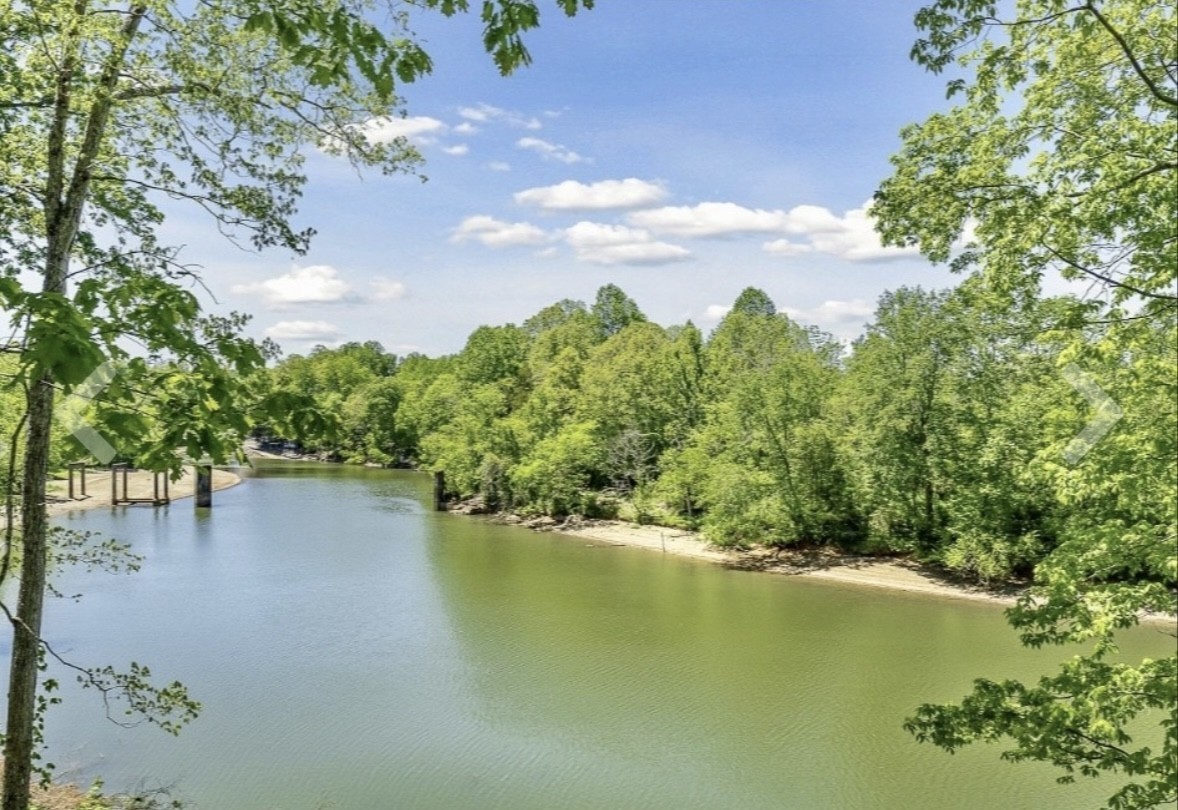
[355,115,446,145]
[265,320,343,342]
[781,204,847,234]
[628,199,920,261]
[458,105,493,122]
[487,161,511,172]
[320,115,447,154]
[563,221,690,266]
[702,304,732,322]
[628,202,792,238]
[459,103,542,129]
[514,178,667,211]
[233,265,354,308]
[453,122,479,135]
[775,201,921,262]
[451,215,549,248]
[442,144,469,156]
[516,137,587,164]
[781,298,874,325]
[762,238,814,256]
[370,279,407,302]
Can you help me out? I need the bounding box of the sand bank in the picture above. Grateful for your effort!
[45,467,241,518]
[549,519,1023,606]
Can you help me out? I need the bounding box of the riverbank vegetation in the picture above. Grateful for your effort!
[265,280,1173,587]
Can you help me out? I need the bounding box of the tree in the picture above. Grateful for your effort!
[0,1,593,806]
[591,283,646,338]
[873,2,1177,804]
[729,287,777,318]
[577,321,676,490]
[694,308,847,546]
[837,288,955,552]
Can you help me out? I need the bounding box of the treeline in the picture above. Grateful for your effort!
[265,282,1176,583]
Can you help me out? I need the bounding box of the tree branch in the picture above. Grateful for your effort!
[1083,2,1178,108]
[1066,161,1178,198]
[1042,244,1178,302]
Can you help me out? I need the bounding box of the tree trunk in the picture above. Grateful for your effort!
[2,372,55,810]
[2,9,144,805]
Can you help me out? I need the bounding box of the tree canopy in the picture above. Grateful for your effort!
[873,2,1176,806]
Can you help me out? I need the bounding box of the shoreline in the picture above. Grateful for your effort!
[491,515,1177,625]
[541,518,1024,607]
[46,467,242,518]
[148,454,1171,623]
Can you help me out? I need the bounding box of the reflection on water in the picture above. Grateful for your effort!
[15,460,1168,809]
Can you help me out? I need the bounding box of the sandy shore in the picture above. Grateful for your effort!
[549,520,1177,625]
[551,519,1025,606]
[45,467,241,517]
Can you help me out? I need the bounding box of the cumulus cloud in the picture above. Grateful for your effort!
[451,215,549,248]
[514,178,667,211]
[762,239,814,257]
[265,320,343,342]
[781,298,874,325]
[370,279,407,302]
[516,137,587,164]
[232,265,355,308]
[354,115,446,145]
[453,122,479,135]
[320,115,447,154]
[628,202,791,238]
[701,304,732,322]
[627,199,921,261]
[563,221,690,266]
[459,103,542,129]
[486,161,511,172]
[772,201,921,262]
[442,144,469,156]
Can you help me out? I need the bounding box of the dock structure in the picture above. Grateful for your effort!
[194,462,213,507]
[67,462,88,500]
[433,470,446,511]
[109,463,170,506]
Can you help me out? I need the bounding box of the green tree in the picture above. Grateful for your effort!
[729,287,777,318]
[510,420,603,515]
[873,2,1177,804]
[836,288,955,552]
[577,321,675,490]
[591,283,647,338]
[267,342,397,456]
[0,1,593,806]
[692,303,848,546]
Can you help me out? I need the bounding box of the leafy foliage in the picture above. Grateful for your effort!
[871,2,1177,805]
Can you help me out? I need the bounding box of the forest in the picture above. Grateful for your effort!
[261,280,1176,585]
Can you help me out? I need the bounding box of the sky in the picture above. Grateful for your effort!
[175,0,970,357]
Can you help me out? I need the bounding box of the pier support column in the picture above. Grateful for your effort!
[195,464,213,508]
[433,471,446,511]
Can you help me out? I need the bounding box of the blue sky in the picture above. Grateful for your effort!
[186,1,968,357]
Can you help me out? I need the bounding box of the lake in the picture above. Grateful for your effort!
[20,460,1171,808]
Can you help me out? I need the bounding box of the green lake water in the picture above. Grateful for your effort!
[22,460,1172,809]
